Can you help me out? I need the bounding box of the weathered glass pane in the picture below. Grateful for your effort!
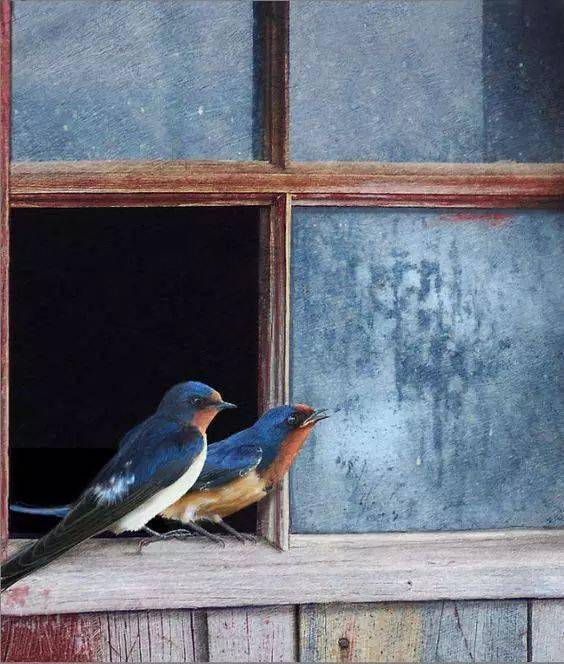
[290,0,563,162]
[290,208,564,532]
[12,0,260,160]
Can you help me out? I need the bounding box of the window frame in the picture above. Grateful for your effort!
[1,0,563,615]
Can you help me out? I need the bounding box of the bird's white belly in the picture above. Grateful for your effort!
[112,444,207,533]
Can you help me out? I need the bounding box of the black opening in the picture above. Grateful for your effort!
[9,206,260,537]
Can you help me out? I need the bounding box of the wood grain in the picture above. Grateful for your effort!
[207,606,296,662]
[299,602,423,662]
[100,610,208,663]
[422,600,527,662]
[2,529,562,616]
[0,0,11,556]
[530,600,564,662]
[11,192,274,208]
[257,195,291,550]
[0,610,208,662]
[1,613,105,662]
[260,2,289,167]
[299,600,528,662]
[10,161,564,209]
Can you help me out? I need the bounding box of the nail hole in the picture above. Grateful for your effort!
[338,637,350,649]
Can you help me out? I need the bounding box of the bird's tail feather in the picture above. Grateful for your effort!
[10,503,70,518]
[1,517,105,591]
[2,505,72,590]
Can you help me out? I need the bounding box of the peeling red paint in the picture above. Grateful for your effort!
[1,614,100,662]
[2,585,29,608]
[436,212,513,227]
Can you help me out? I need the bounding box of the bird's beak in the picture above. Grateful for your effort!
[300,409,330,427]
[215,401,237,411]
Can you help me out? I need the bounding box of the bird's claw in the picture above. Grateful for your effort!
[136,528,194,553]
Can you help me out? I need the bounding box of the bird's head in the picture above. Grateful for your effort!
[253,404,329,479]
[157,381,236,432]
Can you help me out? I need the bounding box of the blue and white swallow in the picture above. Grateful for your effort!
[11,405,329,547]
[1,381,236,590]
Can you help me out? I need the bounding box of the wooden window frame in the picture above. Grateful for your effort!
[1,0,563,616]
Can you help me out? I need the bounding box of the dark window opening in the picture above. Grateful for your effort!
[9,206,260,537]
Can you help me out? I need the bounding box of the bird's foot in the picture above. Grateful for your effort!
[186,522,226,547]
[212,517,257,544]
[137,528,194,552]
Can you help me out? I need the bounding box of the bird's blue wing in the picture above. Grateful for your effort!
[2,416,204,589]
[192,441,262,491]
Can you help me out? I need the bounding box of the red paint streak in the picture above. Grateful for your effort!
[437,212,513,227]
[1,614,99,662]
[3,585,29,608]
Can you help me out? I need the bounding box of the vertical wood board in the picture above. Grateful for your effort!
[207,606,296,662]
[1,610,208,662]
[299,601,528,662]
[530,600,564,662]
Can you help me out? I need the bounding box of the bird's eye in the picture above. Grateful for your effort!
[191,396,204,407]
[286,414,298,427]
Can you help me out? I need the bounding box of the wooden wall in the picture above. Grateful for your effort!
[2,600,563,662]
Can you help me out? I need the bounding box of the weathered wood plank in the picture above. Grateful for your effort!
[3,530,562,615]
[9,160,564,207]
[299,603,423,662]
[101,610,208,663]
[299,601,528,662]
[422,600,527,662]
[531,600,564,662]
[207,606,296,662]
[257,194,291,551]
[0,0,11,558]
[0,613,105,662]
[0,610,208,662]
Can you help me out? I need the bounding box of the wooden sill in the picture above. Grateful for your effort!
[2,528,563,616]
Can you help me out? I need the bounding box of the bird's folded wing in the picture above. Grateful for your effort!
[192,444,262,490]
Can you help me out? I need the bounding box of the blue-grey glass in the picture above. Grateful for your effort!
[290,208,564,533]
[12,0,260,161]
[484,0,564,162]
[290,0,563,162]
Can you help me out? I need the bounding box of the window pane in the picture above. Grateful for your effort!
[290,207,564,533]
[10,207,260,536]
[12,0,261,161]
[290,0,563,162]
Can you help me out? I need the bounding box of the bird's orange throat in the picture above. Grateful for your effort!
[192,408,219,434]
[262,426,313,485]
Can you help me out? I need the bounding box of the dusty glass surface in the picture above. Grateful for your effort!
[290,0,563,162]
[12,0,261,160]
[290,207,564,532]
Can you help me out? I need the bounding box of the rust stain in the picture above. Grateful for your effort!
[2,585,30,607]
[436,212,513,227]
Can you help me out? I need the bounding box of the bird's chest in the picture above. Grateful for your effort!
[113,441,207,533]
[190,470,267,520]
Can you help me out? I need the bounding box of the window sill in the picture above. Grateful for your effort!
[2,528,562,616]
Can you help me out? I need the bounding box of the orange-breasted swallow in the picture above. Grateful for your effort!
[11,404,328,547]
[156,403,328,544]
[2,381,236,590]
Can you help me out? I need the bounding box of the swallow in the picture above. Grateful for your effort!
[11,404,328,547]
[1,381,236,590]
